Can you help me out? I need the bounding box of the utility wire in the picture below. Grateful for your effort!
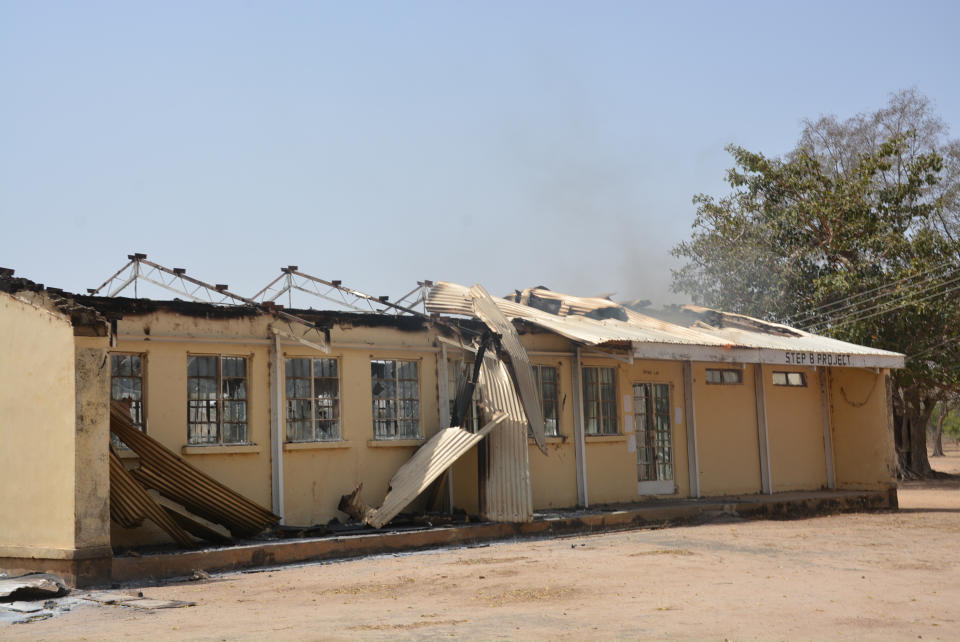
[792,259,958,326]
[803,270,960,332]
[809,277,960,334]
[909,336,960,361]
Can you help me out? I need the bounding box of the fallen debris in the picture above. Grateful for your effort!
[110,401,279,541]
[81,592,141,605]
[80,592,195,610]
[189,569,211,582]
[465,285,547,454]
[0,573,69,602]
[340,411,507,528]
[109,449,195,547]
[123,598,196,610]
[0,601,44,613]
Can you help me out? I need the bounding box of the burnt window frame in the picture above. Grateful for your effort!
[531,364,561,438]
[284,356,341,443]
[187,354,250,445]
[110,353,146,449]
[371,359,421,440]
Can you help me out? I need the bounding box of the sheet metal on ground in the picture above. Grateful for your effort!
[364,412,507,528]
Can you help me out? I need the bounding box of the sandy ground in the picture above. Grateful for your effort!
[5,446,960,641]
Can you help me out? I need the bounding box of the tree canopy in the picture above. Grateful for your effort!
[672,90,960,477]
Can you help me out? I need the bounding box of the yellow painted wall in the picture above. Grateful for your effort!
[527,355,578,509]
[113,312,444,534]
[281,340,442,526]
[584,358,689,505]
[763,364,828,491]
[108,306,896,545]
[829,368,896,490]
[694,363,762,496]
[0,293,77,554]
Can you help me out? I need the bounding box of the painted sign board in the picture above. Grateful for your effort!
[632,344,905,369]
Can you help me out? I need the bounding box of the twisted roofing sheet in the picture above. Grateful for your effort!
[426,281,904,366]
[427,282,732,347]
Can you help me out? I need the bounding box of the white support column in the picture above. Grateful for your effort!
[753,363,773,494]
[819,366,836,489]
[682,361,700,498]
[437,343,454,513]
[572,347,588,507]
[270,333,285,523]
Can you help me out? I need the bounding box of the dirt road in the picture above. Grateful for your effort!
[6,447,960,641]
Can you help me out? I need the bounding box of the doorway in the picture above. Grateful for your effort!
[634,382,675,494]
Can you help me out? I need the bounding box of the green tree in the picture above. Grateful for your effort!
[672,92,960,478]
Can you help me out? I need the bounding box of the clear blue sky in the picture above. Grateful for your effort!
[2,1,959,307]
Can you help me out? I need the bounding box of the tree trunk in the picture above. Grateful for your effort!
[892,386,933,479]
[931,402,946,457]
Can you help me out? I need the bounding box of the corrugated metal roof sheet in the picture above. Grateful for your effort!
[427,282,905,367]
[109,449,195,547]
[477,354,533,523]
[468,284,547,453]
[365,412,507,529]
[427,282,733,347]
[691,324,904,357]
[111,401,280,538]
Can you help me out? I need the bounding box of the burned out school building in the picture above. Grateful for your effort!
[0,258,903,586]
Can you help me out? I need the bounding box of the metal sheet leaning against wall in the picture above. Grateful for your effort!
[476,354,533,523]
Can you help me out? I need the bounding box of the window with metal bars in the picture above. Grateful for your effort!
[634,382,673,482]
[582,366,618,435]
[371,359,420,439]
[187,355,248,445]
[285,357,340,442]
[532,365,560,437]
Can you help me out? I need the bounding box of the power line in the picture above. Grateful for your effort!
[792,259,958,326]
[810,276,960,334]
[909,336,960,361]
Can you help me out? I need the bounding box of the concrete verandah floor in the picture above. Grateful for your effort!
[112,487,894,584]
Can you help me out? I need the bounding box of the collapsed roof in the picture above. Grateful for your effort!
[427,282,905,369]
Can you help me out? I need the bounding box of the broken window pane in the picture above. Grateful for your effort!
[532,365,560,437]
[187,355,248,445]
[284,357,340,442]
[634,382,673,482]
[110,353,146,448]
[371,359,420,439]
